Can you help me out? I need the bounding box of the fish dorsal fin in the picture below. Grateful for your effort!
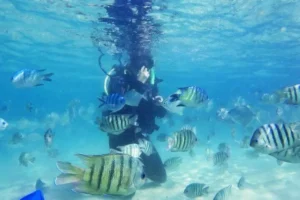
[276,119,285,124]
[110,148,122,154]
[178,87,189,91]
[181,126,197,135]
[192,126,197,135]
[181,125,192,131]
[75,154,94,167]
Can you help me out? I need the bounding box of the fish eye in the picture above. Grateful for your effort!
[253,139,258,143]
[184,189,188,193]
[141,173,146,179]
[2,122,6,125]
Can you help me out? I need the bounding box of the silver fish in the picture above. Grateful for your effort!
[97,114,138,135]
[44,128,54,148]
[138,139,155,156]
[111,143,142,158]
[167,126,197,153]
[19,152,35,167]
[184,183,209,198]
[163,157,182,171]
[213,152,229,166]
[277,84,300,105]
[228,105,257,127]
[250,122,300,154]
[213,185,232,200]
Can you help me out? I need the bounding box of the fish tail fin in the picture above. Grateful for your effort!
[254,111,262,124]
[237,176,246,189]
[43,73,54,81]
[129,114,139,126]
[98,97,105,107]
[203,186,209,195]
[275,89,286,99]
[167,137,174,150]
[55,161,84,185]
[290,122,300,134]
[30,157,36,163]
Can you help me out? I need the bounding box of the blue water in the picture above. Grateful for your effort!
[1,0,300,199]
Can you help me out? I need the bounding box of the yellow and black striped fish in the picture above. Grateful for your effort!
[250,122,300,154]
[167,126,197,152]
[96,114,138,135]
[55,154,146,196]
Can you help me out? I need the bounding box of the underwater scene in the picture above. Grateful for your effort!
[1,0,300,199]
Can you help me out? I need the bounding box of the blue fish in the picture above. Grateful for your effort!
[98,93,126,112]
[20,190,44,200]
[169,86,208,107]
[11,69,54,88]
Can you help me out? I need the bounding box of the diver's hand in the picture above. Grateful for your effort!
[137,66,150,84]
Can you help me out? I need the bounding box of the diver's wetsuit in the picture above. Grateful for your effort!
[104,67,167,184]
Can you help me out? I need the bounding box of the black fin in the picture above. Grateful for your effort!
[176,104,186,107]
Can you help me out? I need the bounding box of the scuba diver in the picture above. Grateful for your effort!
[96,0,167,184]
[102,57,167,184]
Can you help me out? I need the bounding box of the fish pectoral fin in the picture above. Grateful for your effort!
[176,103,186,107]
[35,84,44,87]
[73,184,100,195]
[55,173,81,185]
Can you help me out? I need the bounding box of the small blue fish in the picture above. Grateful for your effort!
[169,86,208,107]
[11,69,54,88]
[98,93,126,112]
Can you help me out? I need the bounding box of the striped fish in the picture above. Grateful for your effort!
[98,93,126,112]
[237,176,256,190]
[55,154,146,196]
[111,143,142,158]
[183,183,209,198]
[213,151,229,166]
[277,84,300,105]
[270,146,300,164]
[169,86,208,107]
[250,122,300,154]
[163,157,182,170]
[96,114,138,135]
[213,185,232,200]
[167,126,197,153]
[138,139,155,156]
